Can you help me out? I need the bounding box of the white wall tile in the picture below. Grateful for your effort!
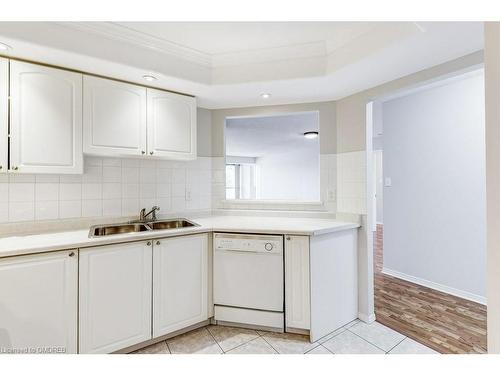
[102,166,121,183]
[82,183,102,200]
[122,167,140,183]
[35,183,59,201]
[82,199,102,217]
[122,198,140,216]
[9,201,35,222]
[8,174,35,183]
[103,183,122,199]
[35,201,59,220]
[60,200,81,218]
[0,202,8,222]
[102,199,122,216]
[0,183,8,202]
[139,167,156,183]
[122,184,139,199]
[140,184,156,199]
[59,183,82,201]
[9,183,35,202]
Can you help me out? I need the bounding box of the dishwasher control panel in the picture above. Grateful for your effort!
[214,233,283,254]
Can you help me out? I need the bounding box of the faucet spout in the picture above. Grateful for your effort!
[139,206,160,222]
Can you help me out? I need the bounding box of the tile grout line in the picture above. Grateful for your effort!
[259,334,280,354]
[223,333,263,353]
[164,339,172,354]
[385,337,408,354]
[205,326,225,354]
[345,326,403,353]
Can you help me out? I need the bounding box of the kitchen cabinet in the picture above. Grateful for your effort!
[83,76,147,157]
[147,88,197,160]
[0,250,78,354]
[79,241,152,354]
[0,58,7,173]
[9,61,83,174]
[285,235,311,331]
[153,234,208,337]
[284,230,358,342]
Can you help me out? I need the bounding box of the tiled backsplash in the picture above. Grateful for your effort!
[0,156,216,223]
[337,151,366,214]
[0,152,364,223]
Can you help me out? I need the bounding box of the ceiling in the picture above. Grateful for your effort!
[0,22,484,108]
[225,112,319,157]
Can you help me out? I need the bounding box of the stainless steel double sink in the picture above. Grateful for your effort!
[89,219,199,238]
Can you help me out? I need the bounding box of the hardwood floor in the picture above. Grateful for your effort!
[374,224,487,354]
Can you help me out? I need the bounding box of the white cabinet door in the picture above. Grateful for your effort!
[79,241,152,354]
[83,76,147,157]
[9,61,83,174]
[285,235,311,331]
[153,234,208,337]
[0,58,7,173]
[0,250,78,354]
[147,88,197,160]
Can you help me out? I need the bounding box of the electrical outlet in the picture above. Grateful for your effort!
[327,189,336,202]
[185,188,192,201]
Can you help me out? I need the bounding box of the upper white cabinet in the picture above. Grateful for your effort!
[82,77,196,160]
[83,76,147,157]
[9,61,83,174]
[0,58,7,173]
[147,88,197,160]
[0,250,78,353]
[153,234,208,337]
[79,241,152,354]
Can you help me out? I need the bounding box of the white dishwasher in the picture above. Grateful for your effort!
[213,233,284,330]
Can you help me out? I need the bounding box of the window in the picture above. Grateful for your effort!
[225,163,257,200]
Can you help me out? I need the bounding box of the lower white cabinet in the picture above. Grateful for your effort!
[0,250,78,354]
[0,57,7,173]
[285,235,311,331]
[79,241,152,354]
[153,234,208,337]
[284,230,358,342]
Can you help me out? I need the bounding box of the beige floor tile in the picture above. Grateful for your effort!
[207,325,259,352]
[317,327,345,344]
[322,331,384,354]
[132,341,170,354]
[226,337,277,354]
[342,319,361,329]
[389,338,439,354]
[306,345,333,354]
[167,327,222,354]
[262,332,319,354]
[348,321,405,352]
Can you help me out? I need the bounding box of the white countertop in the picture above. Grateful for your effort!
[0,216,360,258]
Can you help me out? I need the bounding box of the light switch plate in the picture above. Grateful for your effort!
[384,177,392,187]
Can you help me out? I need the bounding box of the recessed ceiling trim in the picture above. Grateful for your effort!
[58,22,212,67]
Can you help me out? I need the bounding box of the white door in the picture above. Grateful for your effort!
[147,88,197,160]
[9,61,83,174]
[83,75,147,157]
[79,241,152,353]
[153,234,208,337]
[0,250,78,354]
[285,235,311,330]
[0,58,7,173]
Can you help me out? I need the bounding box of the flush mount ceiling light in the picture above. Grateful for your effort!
[304,131,319,139]
[260,93,272,99]
[0,42,12,51]
[142,74,158,82]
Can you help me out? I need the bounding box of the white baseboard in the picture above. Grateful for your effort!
[358,312,376,323]
[382,267,487,305]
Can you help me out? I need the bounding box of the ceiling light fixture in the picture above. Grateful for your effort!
[260,93,272,99]
[304,131,319,139]
[0,42,12,51]
[142,74,157,82]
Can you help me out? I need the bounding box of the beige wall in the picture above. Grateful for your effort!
[197,108,213,157]
[485,22,500,354]
[336,51,484,153]
[210,101,337,157]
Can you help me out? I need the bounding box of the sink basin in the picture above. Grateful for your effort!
[89,219,199,238]
[90,223,150,237]
[149,219,199,230]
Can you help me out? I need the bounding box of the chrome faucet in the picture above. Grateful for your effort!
[139,206,160,222]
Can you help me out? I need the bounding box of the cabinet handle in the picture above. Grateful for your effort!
[0,165,2,170]
[147,241,152,246]
[286,237,291,241]
[69,251,75,257]
[156,241,160,245]
[149,151,154,155]
[12,166,18,171]
[141,150,145,155]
